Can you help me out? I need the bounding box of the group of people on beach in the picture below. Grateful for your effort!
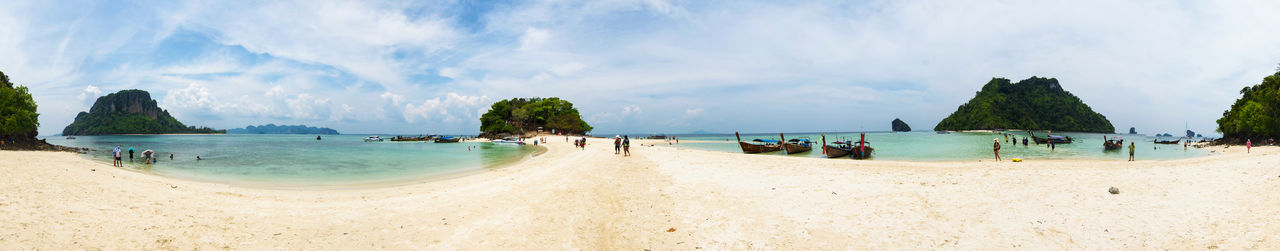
[110,144,182,166]
[573,137,587,150]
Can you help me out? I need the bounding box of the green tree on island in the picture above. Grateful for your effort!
[1216,70,1280,142]
[0,71,40,138]
[480,97,592,137]
[934,77,1115,133]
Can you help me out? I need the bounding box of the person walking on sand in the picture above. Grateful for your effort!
[1128,142,1136,161]
[623,135,631,156]
[581,137,587,150]
[112,145,122,167]
[993,139,1002,161]
[1247,139,1252,153]
[613,136,621,154]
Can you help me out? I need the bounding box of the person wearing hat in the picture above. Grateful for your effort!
[613,135,622,154]
[993,138,1002,161]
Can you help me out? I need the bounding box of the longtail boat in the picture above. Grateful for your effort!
[821,134,852,158]
[780,133,812,154]
[736,132,782,154]
[850,133,874,159]
[1028,131,1073,144]
[1153,138,1181,144]
[1103,135,1123,150]
[434,136,461,143]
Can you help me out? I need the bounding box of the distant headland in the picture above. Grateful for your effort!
[227,124,339,135]
[934,77,1115,133]
[61,90,224,136]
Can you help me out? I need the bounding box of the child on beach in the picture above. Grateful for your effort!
[1128,142,1135,161]
[993,139,1001,161]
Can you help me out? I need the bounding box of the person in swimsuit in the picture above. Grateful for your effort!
[993,139,1002,161]
[1247,139,1252,153]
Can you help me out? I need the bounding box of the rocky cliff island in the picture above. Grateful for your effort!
[934,77,1115,133]
[62,90,224,135]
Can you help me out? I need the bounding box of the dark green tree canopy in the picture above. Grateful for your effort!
[0,70,40,137]
[1216,71,1280,142]
[480,97,592,137]
[62,89,224,135]
[934,77,1115,133]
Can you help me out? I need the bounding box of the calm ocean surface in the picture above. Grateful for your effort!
[664,131,1211,161]
[46,135,539,187]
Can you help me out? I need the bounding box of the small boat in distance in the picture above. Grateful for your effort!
[935,131,951,134]
[492,137,526,145]
[850,133,874,159]
[1028,131,1074,144]
[363,136,384,142]
[1154,138,1181,144]
[735,132,782,154]
[821,134,852,158]
[1103,135,1123,150]
[65,136,76,139]
[779,133,812,154]
[434,136,460,143]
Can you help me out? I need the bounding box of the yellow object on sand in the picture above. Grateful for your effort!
[1011,158,1022,162]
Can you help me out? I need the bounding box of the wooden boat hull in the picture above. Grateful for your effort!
[850,146,874,159]
[823,145,851,158]
[434,138,460,143]
[782,143,812,154]
[1028,131,1073,144]
[1154,139,1181,144]
[739,141,781,154]
[1103,142,1122,150]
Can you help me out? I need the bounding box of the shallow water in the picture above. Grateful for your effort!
[663,131,1211,161]
[46,134,538,187]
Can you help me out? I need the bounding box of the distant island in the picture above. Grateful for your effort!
[228,124,339,135]
[1128,127,1138,134]
[479,97,592,138]
[62,90,224,135]
[891,118,912,132]
[934,77,1115,133]
[1216,70,1279,143]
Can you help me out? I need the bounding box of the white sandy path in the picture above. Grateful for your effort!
[1,136,1278,249]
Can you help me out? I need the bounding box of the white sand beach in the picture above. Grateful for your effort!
[2,137,1278,249]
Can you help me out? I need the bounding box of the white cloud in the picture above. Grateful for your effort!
[265,85,285,97]
[380,92,406,106]
[286,93,331,120]
[550,62,586,76]
[518,27,550,51]
[683,108,703,118]
[163,83,221,113]
[402,93,490,123]
[438,67,465,79]
[76,84,101,101]
[622,105,642,116]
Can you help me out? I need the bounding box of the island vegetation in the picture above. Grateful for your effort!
[228,124,339,134]
[1216,70,1279,143]
[62,90,224,135]
[0,70,81,151]
[934,77,1115,133]
[479,97,592,138]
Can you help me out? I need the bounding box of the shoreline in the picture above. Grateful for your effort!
[2,136,1278,249]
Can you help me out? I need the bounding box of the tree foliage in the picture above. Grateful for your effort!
[62,89,224,135]
[1216,71,1280,141]
[480,97,592,136]
[0,70,40,137]
[934,77,1115,133]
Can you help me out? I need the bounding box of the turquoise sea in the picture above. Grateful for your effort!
[46,135,539,188]
[663,131,1211,161]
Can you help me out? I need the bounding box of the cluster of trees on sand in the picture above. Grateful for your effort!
[934,77,1115,133]
[1216,70,1280,142]
[0,71,39,139]
[480,97,592,137]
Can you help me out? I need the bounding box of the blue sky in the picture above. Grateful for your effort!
[3,0,1279,136]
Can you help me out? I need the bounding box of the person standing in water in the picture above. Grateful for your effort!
[1128,142,1136,161]
[112,145,122,167]
[623,136,631,156]
[1022,137,1028,146]
[128,147,135,161]
[993,139,1002,161]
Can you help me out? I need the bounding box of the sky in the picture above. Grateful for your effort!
[3,0,1279,136]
